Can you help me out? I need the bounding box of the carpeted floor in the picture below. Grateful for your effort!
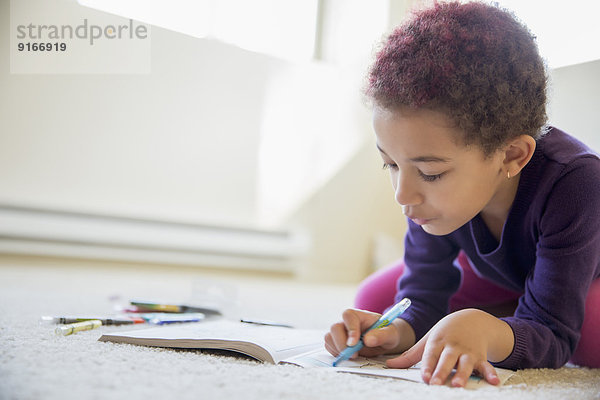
[1,257,599,400]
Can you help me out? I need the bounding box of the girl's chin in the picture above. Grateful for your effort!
[420,221,457,236]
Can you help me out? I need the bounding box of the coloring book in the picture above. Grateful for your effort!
[99,319,513,389]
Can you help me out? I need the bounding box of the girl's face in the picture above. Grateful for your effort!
[373,106,509,236]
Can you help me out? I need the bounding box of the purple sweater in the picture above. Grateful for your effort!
[395,127,600,369]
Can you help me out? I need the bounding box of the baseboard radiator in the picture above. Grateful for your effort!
[0,204,308,273]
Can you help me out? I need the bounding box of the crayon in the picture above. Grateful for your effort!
[55,320,102,336]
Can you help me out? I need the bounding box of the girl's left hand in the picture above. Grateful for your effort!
[386,308,514,387]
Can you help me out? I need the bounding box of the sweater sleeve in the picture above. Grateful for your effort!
[395,219,460,341]
[495,159,600,369]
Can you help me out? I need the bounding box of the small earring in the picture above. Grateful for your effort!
[507,171,511,179]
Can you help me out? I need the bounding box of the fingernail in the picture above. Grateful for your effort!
[346,336,355,346]
[430,377,442,385]
[452,378,463,387]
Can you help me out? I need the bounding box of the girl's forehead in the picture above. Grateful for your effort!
[373,106,492,163]
[374,108,462,149]
[373,106,455,129]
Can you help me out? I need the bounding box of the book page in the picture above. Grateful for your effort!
[283,348,514,389]
[99,319,325,364]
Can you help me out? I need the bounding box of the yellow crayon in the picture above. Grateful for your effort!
[55,319,102,336]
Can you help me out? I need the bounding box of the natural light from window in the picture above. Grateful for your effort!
[487,0,600,68]
[78,0,318,61]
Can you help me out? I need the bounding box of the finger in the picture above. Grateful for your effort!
[341,309,381,347]
[474,360,500,386]
[386,333,428,370]
[324,332,339,356]
[450,354,475,388]
[356,346,389,358]
[341,309,364,347]
[362,324,399,349]
[329,322,349,353]
[325,332,360,359]
[324,339,340,357]
[418,338,444,385]
[430,347,459,386]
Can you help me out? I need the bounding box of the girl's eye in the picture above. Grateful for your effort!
[382,163,444,182]
[419,171,444,182]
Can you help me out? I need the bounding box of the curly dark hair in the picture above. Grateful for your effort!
[366,1,548,156]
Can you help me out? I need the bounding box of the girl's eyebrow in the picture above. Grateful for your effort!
[410,155,451,163]
[376,143,451,163]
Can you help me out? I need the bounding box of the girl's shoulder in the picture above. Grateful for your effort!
[538,127,600,167]
[516,127,600,220]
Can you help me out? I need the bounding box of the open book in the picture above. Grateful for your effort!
[98,319,514,389]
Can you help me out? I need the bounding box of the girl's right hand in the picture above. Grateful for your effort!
[324,308,416,359]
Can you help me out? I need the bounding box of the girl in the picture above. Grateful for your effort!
[324,1,600,388]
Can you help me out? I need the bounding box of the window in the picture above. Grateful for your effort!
[491,0,600,68]
[78,0,319,61]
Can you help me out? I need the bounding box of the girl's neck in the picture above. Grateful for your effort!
[480,173,521,242]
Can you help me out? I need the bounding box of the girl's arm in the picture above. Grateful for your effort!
[498,160,600,369]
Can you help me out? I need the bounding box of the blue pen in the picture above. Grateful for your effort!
[332,297,411,367]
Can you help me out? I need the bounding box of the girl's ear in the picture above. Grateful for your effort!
[503,135,536,178]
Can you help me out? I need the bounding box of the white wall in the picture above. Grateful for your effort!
[547,59,600,152]
[287,137,407,283]
[0,0,383,232]
[0,0,282,227]
[0,0,399,282]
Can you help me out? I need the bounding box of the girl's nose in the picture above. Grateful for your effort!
[394,172,421,207]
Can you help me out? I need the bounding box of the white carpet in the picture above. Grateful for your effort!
[1,258,599,400]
